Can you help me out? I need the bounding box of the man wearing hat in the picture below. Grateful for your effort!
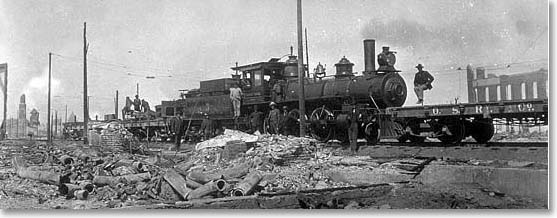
[413,64,434,104]
[267,102,281,134]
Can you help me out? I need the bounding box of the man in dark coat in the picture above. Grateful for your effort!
[133,95,142,112]
[169,116,186,151]
[413,64,434,104]
[248,106,264,133]
[199,113,215,140]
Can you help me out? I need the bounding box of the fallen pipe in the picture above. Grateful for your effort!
[58,155,74,165]
[163,169,192,200]
[187,171,211,184]
[185,178,202,189]
[187,181,219,200]
[77,180,95,192]
[215,179,228,192]
[74,190,89,200]
[12,156,66,186]
[232,171,262,196]
[59,183,81,196]
[92,176,120,187]
[119,172,151,183]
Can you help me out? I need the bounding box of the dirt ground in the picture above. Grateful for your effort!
[0,139,548,209]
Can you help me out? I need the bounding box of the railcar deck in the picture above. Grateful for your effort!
[385,99,547,120]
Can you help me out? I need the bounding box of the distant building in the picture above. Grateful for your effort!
[467,66,548,103]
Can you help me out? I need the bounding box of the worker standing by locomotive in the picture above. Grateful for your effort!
[199,113,214,140]
[348,108,360,154]
[229,83,243,119]
[248,105,264,134]
[413,64,434,104]
[281,105,290,136]
[272,80,283,102]
[267,102,281,134]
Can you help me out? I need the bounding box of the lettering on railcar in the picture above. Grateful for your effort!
[451,107,459,114]
[432,107,440,115]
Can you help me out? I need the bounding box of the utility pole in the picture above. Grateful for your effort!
[65,104,67,123]
[54,110,58,138]
[47,52,52,143]
[297,0,306,137]
[1,63,6,140]
[83,22,89,145]
[136,83,139,97]
[115,90,119,119]
[305,28,309,78]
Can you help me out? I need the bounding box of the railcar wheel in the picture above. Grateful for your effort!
[309,107,334,142]
[470,118,494,143]
[438,121,466,144]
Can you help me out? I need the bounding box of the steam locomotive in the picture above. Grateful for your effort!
[145,39,407,144]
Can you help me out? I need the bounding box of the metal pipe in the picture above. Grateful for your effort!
[187,180,218,200]
[232,171,261,196]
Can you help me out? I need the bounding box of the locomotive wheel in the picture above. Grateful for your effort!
[438,121,466,144]
[470,118,494,143]
[364,123,379,145]
[309,107,334,142]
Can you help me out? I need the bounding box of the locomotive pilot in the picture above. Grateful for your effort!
[413,64,434,104]
[229,83,243,119]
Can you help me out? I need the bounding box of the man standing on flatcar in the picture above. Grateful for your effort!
[229,83,243,119]
[413,64,434,104]
[133,95,142,112]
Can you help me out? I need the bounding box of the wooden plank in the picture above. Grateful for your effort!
[150,184,393,209]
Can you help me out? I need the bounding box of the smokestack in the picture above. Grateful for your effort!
[364,39,376,73]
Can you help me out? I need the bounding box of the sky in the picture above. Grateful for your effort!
[0,0,549,126]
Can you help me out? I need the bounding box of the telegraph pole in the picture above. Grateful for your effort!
[305,28,309,78]
[297,0,306,137]
[115,90,119,119]
[83,22,89,145]
[54,110,58,138]
[47,52,52,143]
[2,63,6,140]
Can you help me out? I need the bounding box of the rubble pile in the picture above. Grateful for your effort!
[3,130,436,208]
[90,121,144,154]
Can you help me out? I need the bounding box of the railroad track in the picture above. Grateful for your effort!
[374,141,548,148]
